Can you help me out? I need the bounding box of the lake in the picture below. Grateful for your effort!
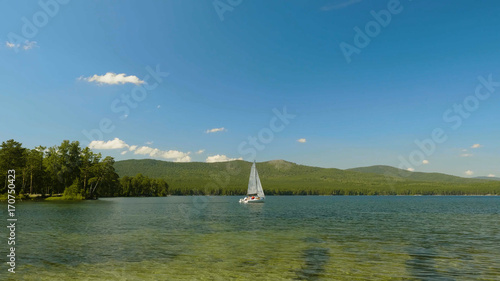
[4,196,500,280]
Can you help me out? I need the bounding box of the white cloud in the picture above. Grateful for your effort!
[134,146,158,155]
[465,170,474,176]
[460,154,473,157]
[173,155,191,162]
[146,141,154,145]
[80,72,145,85]
[321,0,361,11]
[407,168,415,172]
[5,41,19,48]
[471,144,482,149]
[206,154,243,163]
[88,138,191,162]
[487,174,496,178]
[5,40,37,50]
[23,41,37,50]
[297,138,307,143]
[161,150,191,162]
[88,138,129,149]
[157,105,161,109]
[134,146,191,162]
[206,127,226,134]
[422,160,429,164]
[196,149,205,154]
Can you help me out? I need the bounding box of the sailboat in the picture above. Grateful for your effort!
[239,161,265,203]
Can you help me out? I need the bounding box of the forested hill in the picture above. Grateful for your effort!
[114,159,500,195]
[346,165,485,183]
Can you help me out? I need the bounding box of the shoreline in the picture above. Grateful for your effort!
[1,193,499,202]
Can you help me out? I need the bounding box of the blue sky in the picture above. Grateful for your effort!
[1,0,500,177]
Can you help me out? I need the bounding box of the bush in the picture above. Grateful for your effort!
[45,183,84,200]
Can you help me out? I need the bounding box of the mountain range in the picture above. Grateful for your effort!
[114,159,500,195]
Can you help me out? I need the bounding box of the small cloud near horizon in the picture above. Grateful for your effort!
[465,170,474,176]
[422,160,429,164]
[206,154,243,163]
[79,72,145,85]
[487,174,496,178]
[297,138,307,143]
[196,149,205,154]
[471,144,482,149]
[321,0,361,11]
[134,146,191,162]
[407,168,415,172]
[88,138,129,149]
[206,127,226,134]
[460,153,473,157]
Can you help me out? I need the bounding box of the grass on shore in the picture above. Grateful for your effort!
[0,193,84,201]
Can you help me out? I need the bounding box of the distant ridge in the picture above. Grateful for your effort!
[114,159,500,195]
[346,165,483,183]
[474,176,500,181]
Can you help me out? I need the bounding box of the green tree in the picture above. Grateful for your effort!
[80,147,101,197]
[119,176,132,196]
[57,140,82,189]
[25,146,46,194]
[44,146,65,194]
[88,156,119,199]
[44,140,83,194]
[0,139,27,193]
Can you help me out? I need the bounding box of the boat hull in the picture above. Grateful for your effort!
[239,197,265,203]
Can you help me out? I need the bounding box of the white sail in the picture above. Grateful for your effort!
[255,167,265,198]
[247,162,265,198]
[247,162,258,195]
[240,161,265,203]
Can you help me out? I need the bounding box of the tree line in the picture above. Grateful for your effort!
[0,139,168,199]
[2,139,498,199]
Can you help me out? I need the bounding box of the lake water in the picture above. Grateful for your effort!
[3,196,500,280]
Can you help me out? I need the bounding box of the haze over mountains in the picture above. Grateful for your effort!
[474,176,500,181]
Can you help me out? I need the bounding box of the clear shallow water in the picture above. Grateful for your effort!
[3,196,500,280]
